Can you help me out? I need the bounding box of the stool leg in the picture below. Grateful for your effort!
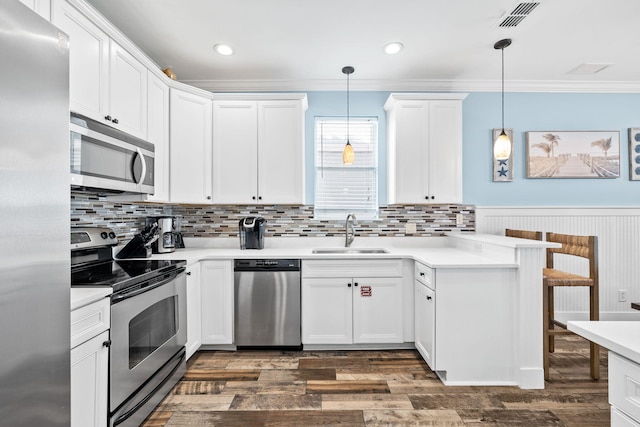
[590,285,600,380]
[543,281,550,381]
[549,286,555,353]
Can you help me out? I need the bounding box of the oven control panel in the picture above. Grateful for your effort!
[71,227,118,250]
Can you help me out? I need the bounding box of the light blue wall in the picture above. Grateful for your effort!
[304,91,640,207]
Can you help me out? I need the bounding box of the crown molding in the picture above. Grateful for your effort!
[182,78,640,94]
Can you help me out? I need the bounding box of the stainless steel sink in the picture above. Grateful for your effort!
[311,248,389,254]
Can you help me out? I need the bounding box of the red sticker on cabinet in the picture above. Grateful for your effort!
[360,285,372,297]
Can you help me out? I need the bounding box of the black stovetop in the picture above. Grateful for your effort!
[71,259,186,293]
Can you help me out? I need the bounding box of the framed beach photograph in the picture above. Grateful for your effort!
[526,131,620,178]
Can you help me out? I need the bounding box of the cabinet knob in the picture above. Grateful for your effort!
[354,282,359,287]
[102,339,112,348]
[420,272,425,277]
[252,196,256,200]
[347,283,351,287]
[186,271,192,276]
[104,115,112,121]
[431,196,435,199]
[426,296,432,300]
[112,118,119,124]
[258,196,262,200]
[207,196,212,200]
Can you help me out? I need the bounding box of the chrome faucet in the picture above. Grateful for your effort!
[345,213,357,247]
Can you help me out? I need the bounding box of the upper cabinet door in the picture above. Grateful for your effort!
[169,88,213,204]
[146,72,169,202]
[389,100,430,204]
[427,101,462,203]
[52,0,109,121]
[108,41,147,139]
[257,100,305,205]
[212,100,258,204]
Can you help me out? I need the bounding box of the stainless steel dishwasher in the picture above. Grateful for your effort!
[234,259,301,348]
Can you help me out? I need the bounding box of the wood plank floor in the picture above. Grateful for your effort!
[142,336,610,426]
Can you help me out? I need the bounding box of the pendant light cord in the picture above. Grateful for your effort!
[501,46,505,131]
[346,71,350,142]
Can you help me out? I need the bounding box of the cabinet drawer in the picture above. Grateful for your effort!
[610,352,640,423]
[71,297,110,349]
[303,259,403,278]
[414,262,433,288]
[612,407,640,427]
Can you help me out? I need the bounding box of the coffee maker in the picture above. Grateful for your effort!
[239,216,266,249]
[147,216,178,253]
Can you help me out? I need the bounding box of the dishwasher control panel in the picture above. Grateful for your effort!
[234,259,301,271]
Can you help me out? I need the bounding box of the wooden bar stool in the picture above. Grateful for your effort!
[544,232,599,380]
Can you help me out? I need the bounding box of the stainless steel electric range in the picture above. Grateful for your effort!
[71,227,187,427]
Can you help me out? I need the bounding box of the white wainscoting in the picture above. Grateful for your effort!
[476,207,640,321]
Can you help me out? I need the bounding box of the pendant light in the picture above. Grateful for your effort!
[493,38,512,160]
[342,66,355,165]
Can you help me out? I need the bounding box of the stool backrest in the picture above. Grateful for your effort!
[505,229,543,241]
[545,232,598,278]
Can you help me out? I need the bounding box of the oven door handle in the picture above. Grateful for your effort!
[111,268,186,304]
[112,348,186,427]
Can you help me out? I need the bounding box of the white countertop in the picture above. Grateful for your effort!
[568,321,640,364]
[71,287,112,311]
[140,234,521,269]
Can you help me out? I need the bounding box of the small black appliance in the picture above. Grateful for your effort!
[239,216,266,249]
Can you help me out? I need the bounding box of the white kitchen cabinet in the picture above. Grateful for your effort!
[610,352,640,426]
[145,71,170,202]
[185,263,202,360]
[19,0,51,20]
[302,260,403,345]
[169,87,213,204]
[421,267,516,385]
[414,262,435,369]
[384,93,467,204]
[212,95,307,205]
[52,0,147,139]
[70,296,110,427]
[200,260,234,345]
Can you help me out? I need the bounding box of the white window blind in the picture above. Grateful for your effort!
[314,117,378,220]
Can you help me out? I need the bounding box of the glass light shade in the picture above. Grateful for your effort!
[493,130,511,160]
[343,141,354,164]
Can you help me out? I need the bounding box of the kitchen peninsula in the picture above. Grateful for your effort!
[133,232,558,390]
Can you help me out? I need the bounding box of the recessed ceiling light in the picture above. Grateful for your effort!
[213,44,234,56]
[384,42,404,55]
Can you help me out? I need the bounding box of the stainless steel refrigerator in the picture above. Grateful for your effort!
[0,1,71,425]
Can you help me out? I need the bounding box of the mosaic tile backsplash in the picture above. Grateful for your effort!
[71,190,475,242]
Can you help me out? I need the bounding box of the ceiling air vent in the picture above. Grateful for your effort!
[499,2,540,27]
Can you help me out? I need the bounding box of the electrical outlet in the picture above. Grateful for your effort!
[618,289,628,302]
[405,223,417,234]
[456,213,464,225]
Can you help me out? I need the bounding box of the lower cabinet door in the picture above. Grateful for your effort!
[302,278,353,344]
[71,330,109,427]
[185,263,202,359]
[352,277,404,344]
[200,260,234,345]
[415,281,435,369]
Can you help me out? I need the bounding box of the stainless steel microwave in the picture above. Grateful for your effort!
[70,112,154,194]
